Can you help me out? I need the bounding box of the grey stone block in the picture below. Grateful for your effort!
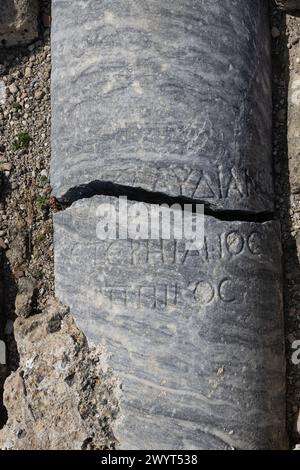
[0,0,39,47]
[51,0,273,213]
[54,196,287,450]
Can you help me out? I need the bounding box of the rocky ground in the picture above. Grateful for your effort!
[0,1,118,450]
[0,0,299,450]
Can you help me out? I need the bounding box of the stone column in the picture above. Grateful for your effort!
[51,0,287,449]
[288,59,300,194]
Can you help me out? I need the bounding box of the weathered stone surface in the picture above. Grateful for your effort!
[51,0,273,213]
[54,196,287,450]
[275,1,300,10]
[0,298,118,450]
[0,0,39,47]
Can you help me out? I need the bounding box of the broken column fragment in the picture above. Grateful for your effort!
[51,0,273,213]
[54,196,286,450]
[288,62,300,194]
[51,0,287,450]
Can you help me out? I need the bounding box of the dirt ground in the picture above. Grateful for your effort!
[0,0,299,449]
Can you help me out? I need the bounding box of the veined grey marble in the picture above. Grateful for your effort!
[51,0,273,213]
[54,196,287,450]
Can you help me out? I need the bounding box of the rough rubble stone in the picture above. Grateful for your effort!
[51,0,273,213]
[275,1,300,10]
[0,0,39,47]
[0,298,119,450]
[53,196,287,450]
